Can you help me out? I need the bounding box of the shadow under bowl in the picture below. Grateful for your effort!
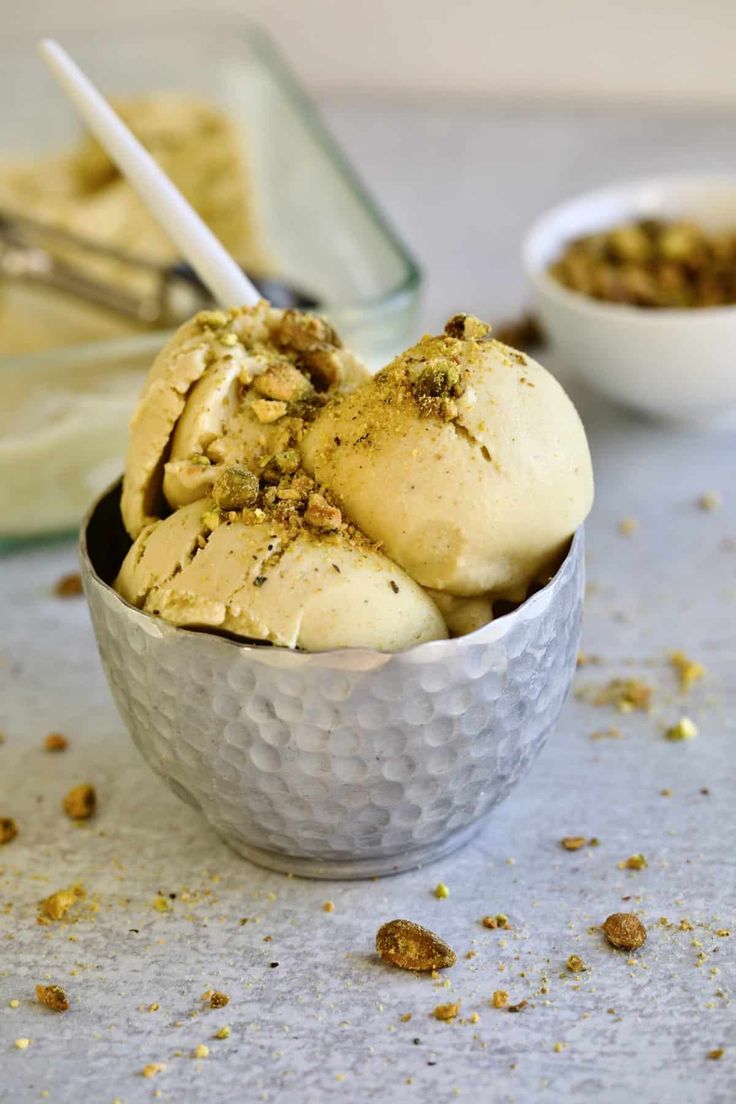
[80,481,584,879]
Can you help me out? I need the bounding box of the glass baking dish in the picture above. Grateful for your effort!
[0,21,421,544]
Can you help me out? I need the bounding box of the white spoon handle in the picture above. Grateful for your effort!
[38,38,260,310]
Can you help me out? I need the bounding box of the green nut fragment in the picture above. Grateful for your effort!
[414,361,462,398]
[275,449,301,474]
[198,310,229,329]
[212,466,260,511]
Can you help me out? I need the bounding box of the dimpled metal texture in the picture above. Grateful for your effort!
[81,486,584,879]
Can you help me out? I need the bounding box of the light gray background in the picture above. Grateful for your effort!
[1,100,735,1103]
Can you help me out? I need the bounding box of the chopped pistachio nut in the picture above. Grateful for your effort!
[305,493,341,532]
[561,836,586,851]
[433,1002,460,1022]
[0,817,18,845]
[665,716,698,741]
[198,310,229,329]
[254,362,311,403]
[44,733,68,752]
[141,1062,167,1077]
[491,990,509,1009]
[202,510,221,533]
[251,398,288,424]
[444,314,491,340]
[39,886,83,921]
[434,883,450,899]
[553,1042,567,1053]
[218,332,239,347]
[620,854,648,871]
[63,783,96,820]
[603,913,647,951]
[699,491,721,511]
[212,466,259,510]
[189,453,211,468]
[618,517,639,536]
[14,1038,31,1050]
[193,1044,210,1059]
[707,1048,724,1060]
[566,955,586,973]
[323,901,335,913]
[207,991,229,1009]
[482,914,511,930]
[275,449,301,474]
[35,984,70,1012]
[669,650,705,692]
[53,572,83,598]
[214,1025,231,1040]
[376,919,456,972]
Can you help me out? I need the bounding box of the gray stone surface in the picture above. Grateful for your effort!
[1,100,735,1103]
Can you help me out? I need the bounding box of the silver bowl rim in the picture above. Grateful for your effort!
[80,478,583,660]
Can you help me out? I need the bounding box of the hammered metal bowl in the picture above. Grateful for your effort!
[81,483,584,878]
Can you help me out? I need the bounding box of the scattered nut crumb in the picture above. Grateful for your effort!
[53,572,83,598]
[400,1013,412,1023]
[63,783,96,820]
[376,919,456,972]
[14,1038,31,1050]
[603,913,647,951]
[9,999,19,1009]
[507,1000,528,1013]
[44,733,68,752]
[707,1048,725,1060]
[0,817,18,845]
[323,901,335,913]
[699,491,721,511]
[214,1025,231,1039]
[481,914,511,930]
[38,886,83,921]
[35,984,69,1012]
[566,955,586,973]
[618,517,639,536]
[193,1044,209,1059]
[433,1002,460,1022]
[665,716,698,741]
[491,990,509,1009]
[669,650,706,692]
[434,882,450,899]
[553,1042,567,1053]
[141,1063,166,1077]
[679,919,694,931]
[716,929,731,938]
[580,678,652,713]
[207,991,229,1008]
[620,854,648,871]
[561,836,586,851]
[251,398,287,424]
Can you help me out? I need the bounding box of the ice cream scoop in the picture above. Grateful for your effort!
[116,472,446,652]
[120,302,368,538]
[302,314,593,600]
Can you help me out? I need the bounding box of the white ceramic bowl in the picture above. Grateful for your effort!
[523,174,736,422]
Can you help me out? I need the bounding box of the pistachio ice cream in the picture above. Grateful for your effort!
[302,314,593,601]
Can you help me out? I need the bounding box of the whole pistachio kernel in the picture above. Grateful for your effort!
[212,467,259,511]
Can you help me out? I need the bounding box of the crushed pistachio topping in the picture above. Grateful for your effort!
[304,493,342,532]
[214,1025,231,1039]
[14,1038,31,1050]
[566,954,586,973]
[491,990,509,1009]
[193,1044,210,1059]
[561,836,586,851]
[63,783,96,820]
[603,913,647,951]
[433,1001,460,1022]
[141,1062,167,1077]
[212,466,259,511]
[434,882,450,899]
[376,919,456,972]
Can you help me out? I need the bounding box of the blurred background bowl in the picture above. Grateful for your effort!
[523,174,736,423]
[81,482,584,879]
